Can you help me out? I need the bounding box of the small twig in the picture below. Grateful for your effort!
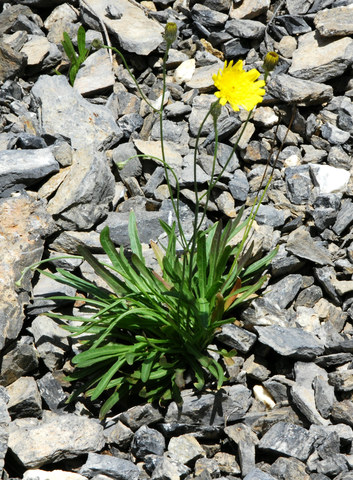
[79,0,113,63]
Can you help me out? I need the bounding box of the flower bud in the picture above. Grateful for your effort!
[91,38,103,50]
[263,51,279,73]
[210,100,222,121]
[164,22,177,47]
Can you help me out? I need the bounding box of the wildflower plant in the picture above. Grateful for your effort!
[26,25,279,418]
[58,25,91,85]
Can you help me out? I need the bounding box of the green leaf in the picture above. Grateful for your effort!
[77,25,87,58]
[128,211,144,262]
[91,357,126,401]
[141,351,157,383]
[61,31,78,65]
[196,232,207,298]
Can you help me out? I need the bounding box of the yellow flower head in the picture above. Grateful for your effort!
[212,60,266,112]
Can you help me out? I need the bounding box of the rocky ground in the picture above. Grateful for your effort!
[1,0,353,479]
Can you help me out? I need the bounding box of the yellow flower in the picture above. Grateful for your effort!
[212,60,266,112]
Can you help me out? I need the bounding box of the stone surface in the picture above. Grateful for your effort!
[267,74,333,106]
[0,193,55,350]
[8,412,105,468]
[289,32,353,82]
[80,452,139,480]
[81,0,164,56]
[31,75,122,150]
[314,5,353,37]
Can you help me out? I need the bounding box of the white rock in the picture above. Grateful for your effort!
[23,470,87,480]
[253,385,276,409]
[310,164,351,194]
[74,49,115,96]
[284,154,301,167]
[174,59,196,84]
[20,36,51,66]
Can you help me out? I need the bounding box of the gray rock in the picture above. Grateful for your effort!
[167,434,205,466]
[269,456,310,480]
[0,394,10,477]
[74,49,114,96]
[331,400,353,427]
[228,169,250,201]
[81,0,164,56]
[314,266,341,305]
[6,376,42,419]
[295,285,323,308]
[225,18,265,38]
[165,385,252,426]
[191,4,229,28]
[0,148,59,197]
[321,123,351,145]
[333,199,353,235]
[327,146,351,170]
[286,227,333,266]
[31,75,122,150]
[29,316,70,371]
[103,420,133,449]
[263,274,302,309]
[258,421,315,461]
[36,372,67,413]
[267,74,333,106]
[243,468,277,480]
[225,423,258,476]
[255,204,286,228]
[0,337,39,387]
[289,32,353,83]
[285,165,313,205]
[0,41,27,82]
[131,425,165,459]
[151,453,191,480]
[117,403,163,431]
[9,412,105,469]
[255,325,324,359]
[314,5,353,37]
[317,454,349,476]
[47,148,115,230]
[313,374,336,419]
[0,193,56,350]
[80,452,139,480]
[216,323,257,354]
[328,370,353,392]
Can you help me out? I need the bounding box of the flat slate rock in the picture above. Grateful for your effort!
[8,412,105,468]
[81,0,163,56]
[255,325,324,359]
[286,227,334,266]
[31,75,122,151]
[258,421,315,461]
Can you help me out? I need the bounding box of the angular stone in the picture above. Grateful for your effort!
[47,148,115,230]
[331,400,353,428]
[0,337,39,387]
[165,385,252,426]
[0,148,59,197]
[31,75,122,150]
[333,200,353,235]
[0,193,55,349]
[225,423,258,476]
[117,403,163,431]
[321,123,351,145]
[285,165,313,205]
[81,0,163,56]
[74,49,115,96]
[230,0,270,19]
[29,316,70,371]
[314,5,353,37]
[20,35,60,70]
[216,323,257,354]
[131,425,165,459]
[289,32,353,83]
[267,74,333,106]
[255,325,324,359]
[80,452,139,480]
[134,139,183,168]
[103,420,133,449]
[270,457,310,480]
[6,376,42,419]
[8,412,105,468]
[186,63,223,93]
[151,453,191,480]
[23,470,87,480]
[36,372,67,413]
[263,274,302,309]
[191,4,228,28]
[258,422,315,461]
[0,41,26,82]
[286,227,333,266]
[168,434,205,466]
[328,370,353,392]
